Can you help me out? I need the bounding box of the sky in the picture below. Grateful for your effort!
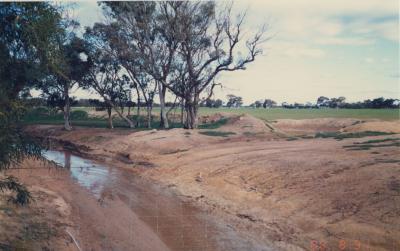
[64,0,399,105]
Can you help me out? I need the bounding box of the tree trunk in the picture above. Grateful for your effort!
[136,96,141,127]
[146,105,152,129]
[64,151,71,169]
[107,107,114,129]
[184,97,199,129]
[63,83,72,131]
[104,98,134,128]
[158,82,169,129]
[180,99,185,125]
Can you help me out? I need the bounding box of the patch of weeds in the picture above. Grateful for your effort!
[199,131,236,137]
[375,159,400,164]
[162,148,190,155]
[198,117,228,129]
[134,161,156,168]
[236,213,257,222]
[351,120,364,126]
[300,135,314,139]
[343,142,400,151]
[355,138,400,144]
[152,137,167,140]
[286,137,299,141]
[371,151,380,154]
[243,131,264,137]
[316,131,395,140]
[315,131,341,138]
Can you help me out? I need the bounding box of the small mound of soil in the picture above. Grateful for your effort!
[342,121,400,134]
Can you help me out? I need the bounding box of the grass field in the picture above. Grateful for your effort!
[72,107,399,121]
[197,107,400,121]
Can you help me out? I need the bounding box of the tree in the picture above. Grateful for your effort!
[226,94,243,108]
[35,29,91,130]
[200,98,223,108]
[317,96,330,107]
[85,18,158,128]
[251,100,263,108]
[0,2,63,204]
[168,2,265,128]
[263,99,276,108]
[100,1,181,129]
[101,1,266,129]
[329,96,346,108]
[82,29,135,128]
[44,91,77,113]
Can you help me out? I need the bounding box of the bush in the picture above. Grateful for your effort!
[28,107,49,117]
[70,110,88,120]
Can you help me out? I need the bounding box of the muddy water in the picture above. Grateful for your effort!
[43,150,265,251]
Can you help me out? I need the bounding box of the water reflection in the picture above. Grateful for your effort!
[43,150,111,198]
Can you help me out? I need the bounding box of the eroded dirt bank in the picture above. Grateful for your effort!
[3,116,400,250]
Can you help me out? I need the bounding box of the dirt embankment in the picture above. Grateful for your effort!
[8,115,400,250]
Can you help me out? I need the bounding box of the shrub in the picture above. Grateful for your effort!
[70,110,88,120]
[199,130,236,137]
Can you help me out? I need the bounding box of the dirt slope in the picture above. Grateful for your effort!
[20,118,400,251]
[342,120,400,133]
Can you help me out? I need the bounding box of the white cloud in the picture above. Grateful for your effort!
[238,0,398,45]
[284,47,325,59]
[364,57,375,64]
[316,37,375,45]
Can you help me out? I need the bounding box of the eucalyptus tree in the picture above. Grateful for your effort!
[167,2,266,128]
[82,28,135,128]
[0,2,64,204]
[100,1,181,129]
[35,29,90,131]
[101,1,266,129]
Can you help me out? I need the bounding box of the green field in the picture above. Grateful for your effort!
[197,107,400,121]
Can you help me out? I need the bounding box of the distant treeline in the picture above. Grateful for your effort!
[26,96,400,109]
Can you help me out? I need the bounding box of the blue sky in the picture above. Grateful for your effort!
[69,0,399,105]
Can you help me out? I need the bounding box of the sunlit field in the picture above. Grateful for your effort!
[197,107,400,121]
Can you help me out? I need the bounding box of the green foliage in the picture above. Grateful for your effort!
[0,102,42,170]
[0,2,61,205]
[0,101,40,205]
[70,110,88,120]
[0,176,32,205]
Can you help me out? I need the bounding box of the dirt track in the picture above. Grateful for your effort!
[2,116,400,250]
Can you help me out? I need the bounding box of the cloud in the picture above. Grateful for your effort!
[284,47,326,59]
[239,0,398,46]
[364,57,375,63]
[316,37,375,45]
